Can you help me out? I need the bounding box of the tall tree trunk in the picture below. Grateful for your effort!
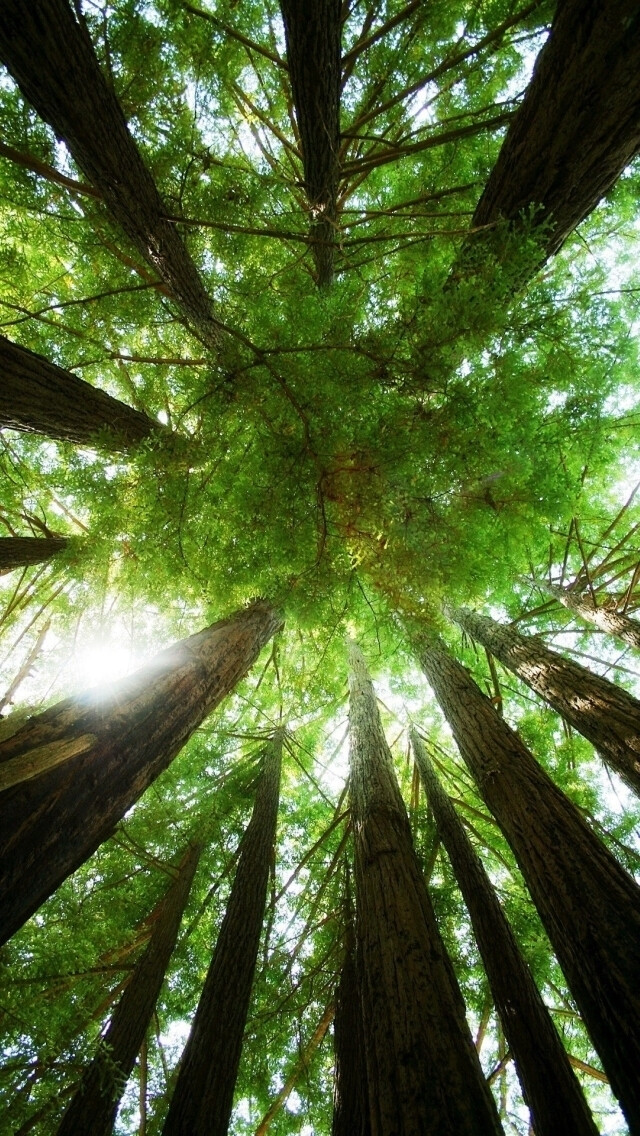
[449,604,640,797]
[331,902,370,1136]
[57,840,202,1136]
[279,0,341,287]
[0,601,283,946]
[469,1,640,267]
[416,631,640,1132]
[542,579,640,652]
[0,335,158,449]
[0,536,68,571]
[410,729,598,1136]
[162,733,283,1136]
[348,640,503,1136]
[0,0,221,350]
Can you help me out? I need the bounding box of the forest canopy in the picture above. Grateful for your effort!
[1,1,640,1134]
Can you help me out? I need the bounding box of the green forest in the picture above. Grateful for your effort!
[1,0,640,1133]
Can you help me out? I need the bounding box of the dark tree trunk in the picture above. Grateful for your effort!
[348,641,503,1136]
[0,601,283,946]
[331,907,370,1136]
[450,604,640,797]
[0,335,157,449]
[543,580,640,652]
[470,1,640,267]
[0,536,68,571]
[57,841,202,1136]
[161,734,283,1136]
[410,729,598,1136]
[279,0,341,287]
[0,0,221,350]
[416,631,640,1132]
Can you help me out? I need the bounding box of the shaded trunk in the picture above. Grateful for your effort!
[411,730,598,1136]
[543,580,640,652]
[348,641,503,1136]
[0,335,157,449]
[469,1,640,268]
[0,0,221,350]
[450,604,640,797]
[0,536,68,571]
[57,841,202,1136]
[331,908,370,1136]
[279,0,341,286]
[162,734,283,1136]
[416,631,640,1132]
[0,600,283,946]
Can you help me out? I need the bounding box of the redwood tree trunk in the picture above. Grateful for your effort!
[0,600,283,946]
[416,631,640,1132]
[410,730,598,1136]
[0,536,68,571]
[449,604,640,797]
[161,733,283,1136]
[544,580,640,652]
[0,335,157,449]
[0,0,221,350]
[348,641,503,1136]
[279,0,341,287]
[331,909,370,1136]
[57,840,203,1136]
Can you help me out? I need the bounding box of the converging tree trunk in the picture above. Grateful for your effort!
[0,335,157,449]
[0,600,283,946]
[410,729,598,1136]
[162,733,283,1136]
[57,840,203,1136]
[331,902,370,1136]
[0,0,222,350]
[542,580,640,652]
[348,640,503,1136]
[449,604,640,797]
[416,630,640,1131]
[0,536,68,571]
[279,0,341,287]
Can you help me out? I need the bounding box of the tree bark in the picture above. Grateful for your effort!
[410,730,598,1136]
[279,0,341,287]
[0,335,157,449]
[449,604,640,797]
[0,600,283,946]
[331,906,370,1136]
[161,733,283,1136]
[470,1,640,266]
[348,640,503,1136]
[416,631,640,1132]
[0,536,68,571]
[0,0,221,350]
[57,840,202,1136]
[543,580,640,652]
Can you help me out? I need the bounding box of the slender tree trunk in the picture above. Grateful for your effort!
[0,0,221,350]
[279,0,341,287]
[0,536,68,571]
[410,730,598,1136]
[57,840,202,1136]
[0,335,157,449]
[331,905,370,1136]
[0,601,283,946]
[449,604,640,797]
[416,631,640,1132]
[543,580,640,652]
[348,641,503,1136]
[162,733,283,1136]
[470,1,640,265]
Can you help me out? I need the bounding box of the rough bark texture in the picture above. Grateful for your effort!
[411,730,598,1136]
[0,335,157,449]
[331,911,370,1136]
[0,0,221,349]
[450,604,640,797]
[544,580,640,652]
[162,734,283,1136]
[417,632,640,1132]
[57,841,202,1136]
[279,0,341,286]
[0,536,68,571]
[348,641,503,1136]
[0,601,283,946]
[471,1,640,261]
